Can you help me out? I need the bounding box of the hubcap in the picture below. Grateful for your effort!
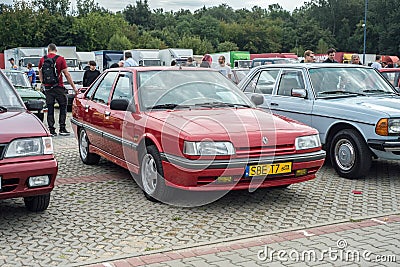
[79,130,88,159]
[334,139,355,171]
[141,154,158,195]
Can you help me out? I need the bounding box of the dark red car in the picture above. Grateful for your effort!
[0,70,58,211]
[72,67,325,203]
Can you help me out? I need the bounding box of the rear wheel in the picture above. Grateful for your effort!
[330,129,371,178]
[140,145,173,202]
[24,193,50,212]
[79,128,100,165]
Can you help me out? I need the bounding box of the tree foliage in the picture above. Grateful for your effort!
[0,0,398,56]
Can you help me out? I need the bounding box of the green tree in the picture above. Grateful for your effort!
[217,41,238,52]
[107,33,132,50]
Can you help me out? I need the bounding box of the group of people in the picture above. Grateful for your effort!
[109,51,139,68]
[197,54,232,79]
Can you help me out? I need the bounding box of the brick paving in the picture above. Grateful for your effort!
[0,111,399,266]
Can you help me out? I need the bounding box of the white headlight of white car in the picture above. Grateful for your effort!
[184,141,235,156]
[388,119,400,134]
[295,135,321,150]
[4,137,54,158]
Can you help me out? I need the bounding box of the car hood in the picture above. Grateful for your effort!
[147,108,316,145]
[317,95,400,118]
[15,88,46,100]
[0,111,47,143]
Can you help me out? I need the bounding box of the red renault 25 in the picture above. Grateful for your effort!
[0,70,57,211]
[72,67,325,203]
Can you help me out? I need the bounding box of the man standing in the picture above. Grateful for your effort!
[27,62,36,87]
[39,43,77,137]
[371,55,383,70]
[215,55,232,79]
[323,48,338,63]
[8,58,18,70]
[302,50,315,63]
[351,54,363,65]
[83,61,100,87]
[124,51,138,67]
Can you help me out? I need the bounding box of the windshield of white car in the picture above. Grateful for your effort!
[0,73,25,108]
[138,70,254,110]
[310,67,396,98]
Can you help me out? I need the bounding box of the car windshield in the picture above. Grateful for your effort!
[138,70,254,110]
[3,71,31,88]
[64,71,84,84]
[309,67,396,97]
[0,72,25,109]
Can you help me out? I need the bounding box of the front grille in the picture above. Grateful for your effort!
[235,144,295,158]
[0,144,7,160]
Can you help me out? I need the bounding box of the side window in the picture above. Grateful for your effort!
[277,70,304,96]
[85,74,103,100]
[92,71,118,105]
[254,70,279,94]
[244,72,261,93]
[112,72,133,101]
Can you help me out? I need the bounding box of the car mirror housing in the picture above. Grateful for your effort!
[25,100,44,111]
[110,98,134,112]
[251,94,264,106]
[291,88,307,98]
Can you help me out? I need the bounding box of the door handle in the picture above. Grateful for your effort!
[270,102,279,106]
[105,111,111,116]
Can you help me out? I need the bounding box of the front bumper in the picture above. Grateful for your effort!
[368,139,400,152]
[0,158,58,199]
[161,150,326,191]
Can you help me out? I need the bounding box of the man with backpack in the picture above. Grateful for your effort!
[39,43,77,137]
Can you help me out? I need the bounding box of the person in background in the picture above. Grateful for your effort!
[83,61,100,87]
[215,55,232,79]
[381,61,388,68]
[124,51,138,67]
[9,58,18,70]
[351,54,363,65]
[301,50,315,63]
[200,54,212,68]
[323,48,338,63]
[186,57,195,67]
[27,62,36,87]
[371,55,382,70]
[38,43,77,137]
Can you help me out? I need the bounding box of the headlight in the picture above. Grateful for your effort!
[295,135,321,150]
[4,137,54,158]
[184,141,235,156]
[376,118,400,136]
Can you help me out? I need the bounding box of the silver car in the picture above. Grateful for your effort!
[239,63,400,178]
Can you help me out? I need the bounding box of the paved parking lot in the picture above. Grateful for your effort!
[0,112,399,266]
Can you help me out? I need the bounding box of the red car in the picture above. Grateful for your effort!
[379,68,400,89]
[0,70,58,211]
[72,67,325,202]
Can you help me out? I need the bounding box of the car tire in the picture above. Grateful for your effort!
[24,193,51,212]
[35,111,44,122]
[79,128,100,165]
[330,129,372,178]
[140,145,173,203]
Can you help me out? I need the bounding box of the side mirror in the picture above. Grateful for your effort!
[110,98,134,112]
[25,100,44,111]
[251,94,264,106]
[291,88,307,98]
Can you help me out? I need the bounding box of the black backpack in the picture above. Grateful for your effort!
[42,55,60,86]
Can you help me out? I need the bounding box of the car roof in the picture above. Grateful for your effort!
[252,63,373,70]
[104,66,219,72]
[379,68,400,72]
[2,69,25,74]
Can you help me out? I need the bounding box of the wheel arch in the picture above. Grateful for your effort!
[324,122,369,152]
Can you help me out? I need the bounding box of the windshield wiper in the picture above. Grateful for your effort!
[362,89,393,94]
[195,102,250,108]
[0,105,8,112]
[149,103,191,110]
[318,90,366,96]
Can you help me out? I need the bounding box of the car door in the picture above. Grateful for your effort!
[243,69,280,104]
[103,71,135,160]
[269,69,314,126]
[85,71,119,153]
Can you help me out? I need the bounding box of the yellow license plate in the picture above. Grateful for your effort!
[246,162,292,177]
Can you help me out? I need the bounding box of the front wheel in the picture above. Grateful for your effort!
[140,145,173,202]
[330,129,372,178]
[79,128,100,165]
[24,193,51,212]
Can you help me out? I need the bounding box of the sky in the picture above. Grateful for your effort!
[0,0,308,13]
